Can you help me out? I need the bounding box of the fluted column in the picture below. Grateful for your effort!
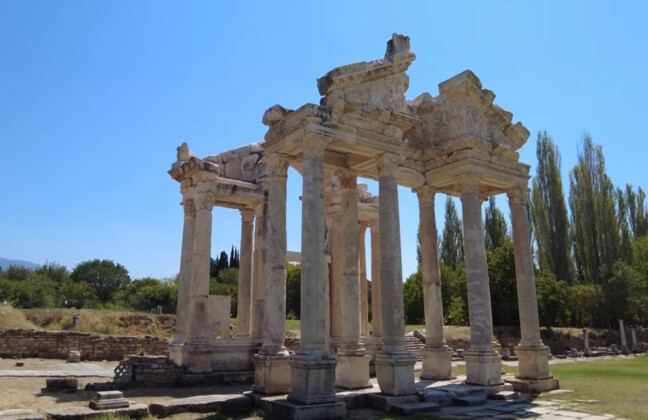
[288,136,337,405]
[189,192,214,340]
[253,155,291,396]
[375,153,416,396]
[237,208,255,337]
[173,199,196,345]
[369,220,382,337]
[251,201,266,342]
[297,137,328,355]
[335,170,370,389]
[460,179,501,387]
[415,186,453,380]
[260,155,289,355]
[509,188,555,384]
[358,222,369,337]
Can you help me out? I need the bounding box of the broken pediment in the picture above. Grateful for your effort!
[405,70,530,161]
[317,33,416,114]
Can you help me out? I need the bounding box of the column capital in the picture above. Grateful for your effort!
[335,169,357,189]
[413,185,437,207]
[358,221,369,233]
[302,135,328,160]
[240,208,255,223]
[182,199,196,217]
[458,176,481,195]
[254,201,265,217]
[369,219,380,233]
[376,153,402,177]
[265,154,289,179]
[194,193,214,211]
[507,187,529,205]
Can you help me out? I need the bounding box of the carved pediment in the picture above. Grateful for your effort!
[406,70,530,161]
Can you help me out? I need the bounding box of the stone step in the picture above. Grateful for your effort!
[0,409,43,420]
[46,403,148,419]
[489,390,520,401]
[391,401,440,415]
[149,394,251,417]
[453,394,488,406]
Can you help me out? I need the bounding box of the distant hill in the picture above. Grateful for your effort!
[0,258,41,271]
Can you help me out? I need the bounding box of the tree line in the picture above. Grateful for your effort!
[0,247,241,316]
[404,132,648,329]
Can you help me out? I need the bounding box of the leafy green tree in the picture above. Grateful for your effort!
[569,134,619,285]
[403,271,424,324]
[530,131,573,283]
[535,270,571,328]
[286,264,301,319]
[119,277,177,313]
[484,196,509,253]
[486,240,519,326]
[624,185,648,238]
[440,264,468,325]
[570,283,602,327]
[70,259,131,302]
[57,278,96,308]
[440,197,463,270]
[616,188,633,264]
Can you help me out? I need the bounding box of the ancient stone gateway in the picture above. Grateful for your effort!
[168,34,558,407]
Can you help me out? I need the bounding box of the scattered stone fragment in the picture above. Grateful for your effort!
[46,378,78,391]
[89,391,129,410]
[0,409,44,420]
[67,351,80,363]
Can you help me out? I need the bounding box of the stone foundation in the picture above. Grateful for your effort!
[0,329,168,361]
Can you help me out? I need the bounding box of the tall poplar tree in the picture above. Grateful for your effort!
[439,197,464,270]
[530,132,573,283]
[569,134,619,285]
[484,196,508,252]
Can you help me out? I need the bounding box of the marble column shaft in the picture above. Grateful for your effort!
[325,194,342,341]
[237,208,255,337]
[460,185,494,351]
[298,138,328,354]
[174,198,196,343]
[251,202,266,341]
[369,221,382,337]
[416,187,447,348]
[377,154,406,352]
[261,155,289,355]
[508,189,543,348]
[189,192,214,338]
[335,172,364,355]
[358,223,369,337]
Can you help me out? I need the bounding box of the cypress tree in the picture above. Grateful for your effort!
[484,196,508,252]
[439,197,464,270]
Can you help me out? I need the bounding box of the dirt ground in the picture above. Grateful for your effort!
[0,358,251,417]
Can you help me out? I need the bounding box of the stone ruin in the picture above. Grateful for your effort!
[167,34,559,412]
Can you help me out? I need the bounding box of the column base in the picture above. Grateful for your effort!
[288,353,337,405]
[253,354,292,395]
[375,350,417,396]
[185,339,213,373]
[335,354,371,389]
[516,345,552,380]
[506,376,560,393]
[420,346,454,380]
[464,349,502,386]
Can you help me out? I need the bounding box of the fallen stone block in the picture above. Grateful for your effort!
[89,391,129,410]
[46,403,148,419]
[67,351,81,363]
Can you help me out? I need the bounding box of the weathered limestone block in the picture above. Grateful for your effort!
[206,295,231,337]
[89,391,129,410]
[67,351,81,363]
[46,378,78,391]
[224,160,242,179]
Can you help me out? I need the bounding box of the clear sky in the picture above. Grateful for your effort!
[1,1,646,280]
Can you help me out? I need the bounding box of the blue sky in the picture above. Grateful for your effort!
[1,1,646,280]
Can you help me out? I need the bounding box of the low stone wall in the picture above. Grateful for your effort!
[0,329,169,361]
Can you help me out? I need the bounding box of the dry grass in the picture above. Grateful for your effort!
[0,304,38,329]
[22,308,174,338]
